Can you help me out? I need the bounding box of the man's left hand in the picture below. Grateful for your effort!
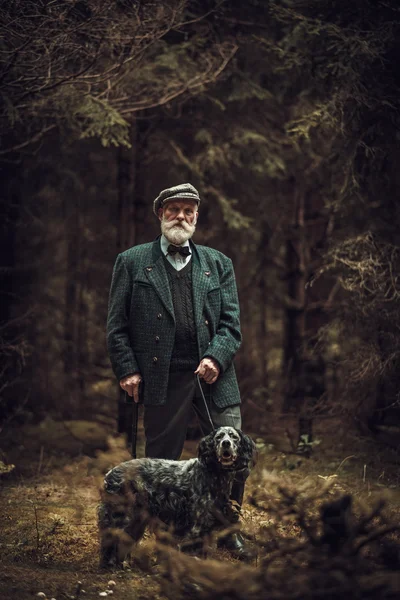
[195,357,220,384]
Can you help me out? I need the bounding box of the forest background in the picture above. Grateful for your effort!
[2,0,400,453]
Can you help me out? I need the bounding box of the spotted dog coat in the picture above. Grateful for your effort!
[98,427,256,567]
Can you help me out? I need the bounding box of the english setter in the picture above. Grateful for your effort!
[98,426,256,567]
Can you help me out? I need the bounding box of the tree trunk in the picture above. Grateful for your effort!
[132,120,151,246]
[76,206,88,396]
[283,187,307,408]
[64,191,82,414]
[116,120,138,435]
[282,185,331,455]
[0,168,22,421]
[258,225,270,391]
[117,122,138,252]
[282,187,315,454]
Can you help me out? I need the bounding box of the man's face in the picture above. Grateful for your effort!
[158,200,198,245]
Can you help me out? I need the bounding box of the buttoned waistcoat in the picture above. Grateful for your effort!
[107,238,242,407]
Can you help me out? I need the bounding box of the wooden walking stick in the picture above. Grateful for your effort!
[124,381,143,458]
[131,396,139,459]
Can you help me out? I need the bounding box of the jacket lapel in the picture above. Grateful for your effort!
[191,244,212,326]
[143,240,175,321]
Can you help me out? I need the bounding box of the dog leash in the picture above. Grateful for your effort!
[196,373,215,431]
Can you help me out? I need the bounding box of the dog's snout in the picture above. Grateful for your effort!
[222,439,231,448]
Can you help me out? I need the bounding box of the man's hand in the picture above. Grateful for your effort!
[195,357,220,384]
[120,373,142,403]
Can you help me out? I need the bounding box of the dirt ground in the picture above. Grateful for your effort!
[0,415,399,600]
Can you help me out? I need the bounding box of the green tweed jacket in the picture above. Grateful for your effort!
[107,238,242,407]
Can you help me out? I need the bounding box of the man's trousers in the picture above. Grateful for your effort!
[143,370,242,460]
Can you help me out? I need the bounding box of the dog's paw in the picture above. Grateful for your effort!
[99,557,119,570]
[223,499,241,523]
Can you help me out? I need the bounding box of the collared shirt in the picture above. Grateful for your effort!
[160,234,192,271]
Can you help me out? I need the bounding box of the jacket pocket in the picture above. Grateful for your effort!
[133,280,153,288]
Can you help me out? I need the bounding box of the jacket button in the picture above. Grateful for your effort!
[205,319,209,325]
[157,313,162,319]
[153,356,158,363]
[155,336,160,342]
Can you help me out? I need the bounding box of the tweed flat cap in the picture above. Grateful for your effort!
[153,183,201,215]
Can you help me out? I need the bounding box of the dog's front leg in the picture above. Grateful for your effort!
[99,527,135,569]
[179,529,208,558]
[98,500,136,569]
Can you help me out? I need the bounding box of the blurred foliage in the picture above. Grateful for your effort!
[61,94,132,148]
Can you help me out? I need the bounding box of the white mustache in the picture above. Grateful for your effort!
[161,215,196,245]
[164,220,192,231]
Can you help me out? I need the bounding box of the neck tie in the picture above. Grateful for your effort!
[167,244,191,257]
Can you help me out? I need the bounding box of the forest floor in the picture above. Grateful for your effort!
[0,415,400,600]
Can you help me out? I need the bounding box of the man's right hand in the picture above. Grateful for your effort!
[120,373,142,403]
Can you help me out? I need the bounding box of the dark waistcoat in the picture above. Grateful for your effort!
[163,257,199,371]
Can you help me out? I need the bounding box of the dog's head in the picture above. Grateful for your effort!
[198,427,257,471]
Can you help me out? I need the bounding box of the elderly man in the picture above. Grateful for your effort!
[107,183,250,558]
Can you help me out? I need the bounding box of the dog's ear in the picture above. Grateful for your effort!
[103,464,126,494]
[238,431,258,469]
[198,431,216,466]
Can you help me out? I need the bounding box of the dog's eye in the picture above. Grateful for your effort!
[226,428,238,436]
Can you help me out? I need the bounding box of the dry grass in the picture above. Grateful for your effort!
[0,416,399,599]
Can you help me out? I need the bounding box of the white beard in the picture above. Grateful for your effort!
[161,217,196,245]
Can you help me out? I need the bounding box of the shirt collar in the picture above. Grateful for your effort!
[160,234,190,256]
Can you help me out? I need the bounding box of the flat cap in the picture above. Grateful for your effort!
[153,183,201,215]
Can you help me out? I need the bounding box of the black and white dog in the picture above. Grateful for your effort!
[98,426,256,567]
